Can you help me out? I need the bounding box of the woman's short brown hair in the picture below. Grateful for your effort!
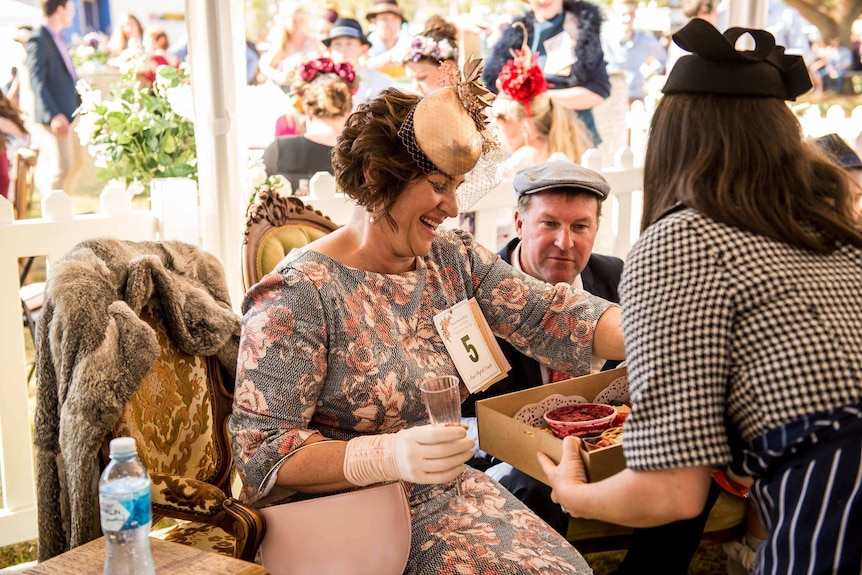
[301,74,352,118]
[332,88,424,226]
[642,93,862,252]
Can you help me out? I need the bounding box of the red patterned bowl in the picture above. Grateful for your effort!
[543,403,617,439]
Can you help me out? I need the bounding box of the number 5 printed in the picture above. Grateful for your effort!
[461,335,479,363]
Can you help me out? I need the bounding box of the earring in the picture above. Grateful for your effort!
[369,215,376,224]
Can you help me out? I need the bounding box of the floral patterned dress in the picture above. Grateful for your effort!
[229,229,613,574]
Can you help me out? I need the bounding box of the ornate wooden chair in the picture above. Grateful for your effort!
[15,148,42,378]
[242,187,339,291]
[108,299,265,561]
[13,147,38,219]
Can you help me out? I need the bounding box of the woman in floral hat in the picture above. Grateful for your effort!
[491,30,593,174]
[401,15,459,96]
[231,60,625,573]
[262,57,356,194]
[482,0,609,145]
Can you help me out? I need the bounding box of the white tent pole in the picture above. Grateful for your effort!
[726,0,769,29]
[185,0,246,311]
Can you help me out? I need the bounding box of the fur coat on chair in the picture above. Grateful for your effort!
[34,238,241,561]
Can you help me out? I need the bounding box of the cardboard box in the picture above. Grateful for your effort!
[476,366,628,486]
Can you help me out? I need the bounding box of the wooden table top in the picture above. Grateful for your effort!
[28,537,269,575]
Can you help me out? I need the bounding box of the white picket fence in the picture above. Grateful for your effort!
[624,99,862,163]
[0,188,155,550]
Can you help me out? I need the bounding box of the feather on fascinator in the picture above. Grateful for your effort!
[663,18,811,100]
[497,22,547,118]
[398,56,506,209]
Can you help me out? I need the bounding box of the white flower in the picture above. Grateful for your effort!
[127,181,146,196]
[74,112,100,144]
[248,165,268,190]
[166,85,195,121]
[79,87,102,112]
[438,39,455,60]
[118,55,143,77]
[269,175,289,196]
[104,99,125,115]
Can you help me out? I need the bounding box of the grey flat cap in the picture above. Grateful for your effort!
[514,158,610,200]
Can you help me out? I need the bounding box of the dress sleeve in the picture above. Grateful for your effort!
[619,216,734,470]
[458,232,615,377]
[228,269,328,501]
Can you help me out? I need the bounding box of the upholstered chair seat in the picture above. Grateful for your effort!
[242,188,339,291]
[111,302,263,561]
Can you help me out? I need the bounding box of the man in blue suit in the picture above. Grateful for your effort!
[26,0,84,194]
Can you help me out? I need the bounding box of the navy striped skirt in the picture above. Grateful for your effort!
[739,402,862,575]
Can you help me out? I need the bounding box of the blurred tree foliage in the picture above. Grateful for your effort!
[785,0,862,46]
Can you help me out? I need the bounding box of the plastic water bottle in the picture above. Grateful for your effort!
[99,437,155,575]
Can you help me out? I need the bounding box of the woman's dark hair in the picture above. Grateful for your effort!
[332,88,423,228]
[642,93,862,252]
[0,91,28,153]
[42,0,68,17]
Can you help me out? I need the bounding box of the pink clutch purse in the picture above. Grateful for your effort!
[258,481,411,575]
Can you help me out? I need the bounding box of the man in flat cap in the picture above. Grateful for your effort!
[813,133,862,215]
[463,155,622,526]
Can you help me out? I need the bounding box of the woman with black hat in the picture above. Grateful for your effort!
[323,17,395,107]
[539,19,862,575]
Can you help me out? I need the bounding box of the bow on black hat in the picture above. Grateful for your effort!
[663,18,812,100]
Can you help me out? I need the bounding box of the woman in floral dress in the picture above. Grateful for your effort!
[229,80,625,574]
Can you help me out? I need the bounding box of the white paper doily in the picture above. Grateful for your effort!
[593,375,630,405]
[513,394,589,428]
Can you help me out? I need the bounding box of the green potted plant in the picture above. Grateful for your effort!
[75,62,197,190]
[75,63,200,243]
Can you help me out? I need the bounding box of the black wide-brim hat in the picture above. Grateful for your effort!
[322,18,372,47]
[663,18,812,100]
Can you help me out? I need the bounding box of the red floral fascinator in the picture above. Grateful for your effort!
[497,23,547,118]
[292,57,360,98]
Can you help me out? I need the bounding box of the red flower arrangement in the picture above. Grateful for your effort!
[498,49,547,118]
[293,57,360,97]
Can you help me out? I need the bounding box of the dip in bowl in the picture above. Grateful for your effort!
[543,403,617,439]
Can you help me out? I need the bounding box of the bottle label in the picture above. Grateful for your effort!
[99,477,152,532]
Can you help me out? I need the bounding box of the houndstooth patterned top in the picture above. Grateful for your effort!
[619,207,862,471]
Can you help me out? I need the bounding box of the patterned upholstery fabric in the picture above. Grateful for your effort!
[115,304,218,482]
[153,522,235,557]
[114,302,236,557]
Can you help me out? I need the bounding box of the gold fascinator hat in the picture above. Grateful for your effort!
[398,56,507,210]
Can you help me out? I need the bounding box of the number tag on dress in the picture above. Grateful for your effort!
[433,298,511,393]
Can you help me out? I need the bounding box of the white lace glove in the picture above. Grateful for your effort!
[343,425,474,486]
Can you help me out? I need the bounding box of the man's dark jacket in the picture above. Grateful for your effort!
[26,25,80,125]
[462,237,623,417]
